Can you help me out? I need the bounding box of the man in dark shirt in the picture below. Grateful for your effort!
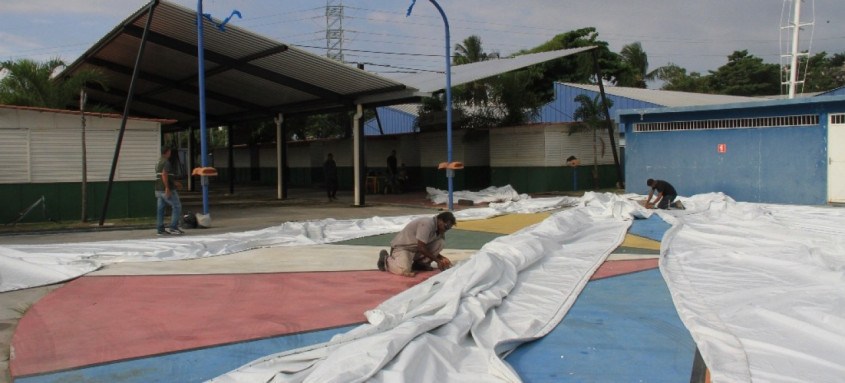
[323,153,338,201]
[386,150,398,193]
[645,178,678,209]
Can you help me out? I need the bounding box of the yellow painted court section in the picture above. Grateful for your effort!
[457,213,551,235]
[621,234,661,251]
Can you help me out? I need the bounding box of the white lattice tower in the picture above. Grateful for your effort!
[780,0,815,98]
[326,0,344,62]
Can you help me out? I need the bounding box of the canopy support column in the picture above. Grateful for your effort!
[353,104,365,206]
[274,113,287,200]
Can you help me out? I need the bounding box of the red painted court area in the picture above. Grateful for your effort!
[591,258,658,280]
[11,271,435,376]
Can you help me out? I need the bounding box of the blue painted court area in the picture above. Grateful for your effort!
[15,216,682,383]
[628,215,672,242]
[507,268,695,383]
[15,325,358,383]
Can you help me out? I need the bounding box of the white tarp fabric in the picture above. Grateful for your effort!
[0,195,577,293]
[209,193,633,383]
[426,185,525,205]
[656,194,845,383]
[0,215,420,292]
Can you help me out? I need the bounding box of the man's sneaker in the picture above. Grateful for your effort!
[157,229,169,236]
[377,250,388,271]
[166,227,185,235]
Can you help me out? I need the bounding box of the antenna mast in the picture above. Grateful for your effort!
[780,0,815,98]
[326,0,345,62]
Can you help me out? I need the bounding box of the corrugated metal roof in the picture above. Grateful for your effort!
[60,0,414,125]
[364,105,418,136]
[60,1,600,126]
[617,94,845,116]
[0,104,176,124]
[562,82,760,107]
[384,103,421,117]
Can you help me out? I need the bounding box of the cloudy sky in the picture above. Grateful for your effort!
[0,0,842,85]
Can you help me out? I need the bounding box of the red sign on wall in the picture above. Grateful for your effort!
[717,143,727,153]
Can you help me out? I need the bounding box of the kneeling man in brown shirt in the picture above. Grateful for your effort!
[378,212,455,277]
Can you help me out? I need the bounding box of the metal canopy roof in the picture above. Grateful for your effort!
[61,0,415,125]
[388,47,597,94]
[61,0,598,126]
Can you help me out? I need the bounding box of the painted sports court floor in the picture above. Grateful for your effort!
[8,209,696,382]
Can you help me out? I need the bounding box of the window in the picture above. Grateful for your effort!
[634,114,819,132]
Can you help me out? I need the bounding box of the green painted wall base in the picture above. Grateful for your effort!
[210,165,620,195]
[422,166,491,191]
[215,167,427,191]
[0,181,156,224]
[491,165,619,193]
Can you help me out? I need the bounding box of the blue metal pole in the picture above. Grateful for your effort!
[428,0,453,211]
[197,0,209,215]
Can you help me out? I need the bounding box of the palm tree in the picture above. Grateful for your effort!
[452,35,499,106]
[573,94,614,188]
[619,42,649,88]
[453,35,499,65]
[0,58,106,109]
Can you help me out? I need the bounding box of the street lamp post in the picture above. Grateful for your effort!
[407,0,454,211]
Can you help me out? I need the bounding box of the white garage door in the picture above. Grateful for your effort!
[829,113,845,203]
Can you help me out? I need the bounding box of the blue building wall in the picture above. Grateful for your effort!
[365,83,661,135]
[538,82,661,124]
[364,107,417,136]
[819,86,845,97]
[620,96,845,205]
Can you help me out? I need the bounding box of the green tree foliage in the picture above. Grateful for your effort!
[653,50,845,96]
[707,50,780,96]
[286,112,351,141]
[452,35,499,106]
[800,51,845,93]
[573,94,614,186]
[651,63,711,93]
[0,58,107,109]
[572,94,613,131]
[618,42,649,88]
[419,34,544,131]
[453,35,499,65]
[652,51,780,96]
[521,27,626,100]
[489,70,543,126]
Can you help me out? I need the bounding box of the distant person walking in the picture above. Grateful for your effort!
[386,149,398,193]
[645,178,678,209]
[155,147,183,235]
[324,153,338,201]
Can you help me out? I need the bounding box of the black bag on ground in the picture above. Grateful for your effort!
[182,211,198,229]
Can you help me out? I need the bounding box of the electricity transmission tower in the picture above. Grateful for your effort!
[326,0,345,62]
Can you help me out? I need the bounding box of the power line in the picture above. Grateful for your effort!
[292,44,456,58]
[353,62,443,74]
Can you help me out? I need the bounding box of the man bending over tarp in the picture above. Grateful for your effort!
[645,178,682,209]
[377,212,455,277]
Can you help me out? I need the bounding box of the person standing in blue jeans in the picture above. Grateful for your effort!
[155,147,184,235]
